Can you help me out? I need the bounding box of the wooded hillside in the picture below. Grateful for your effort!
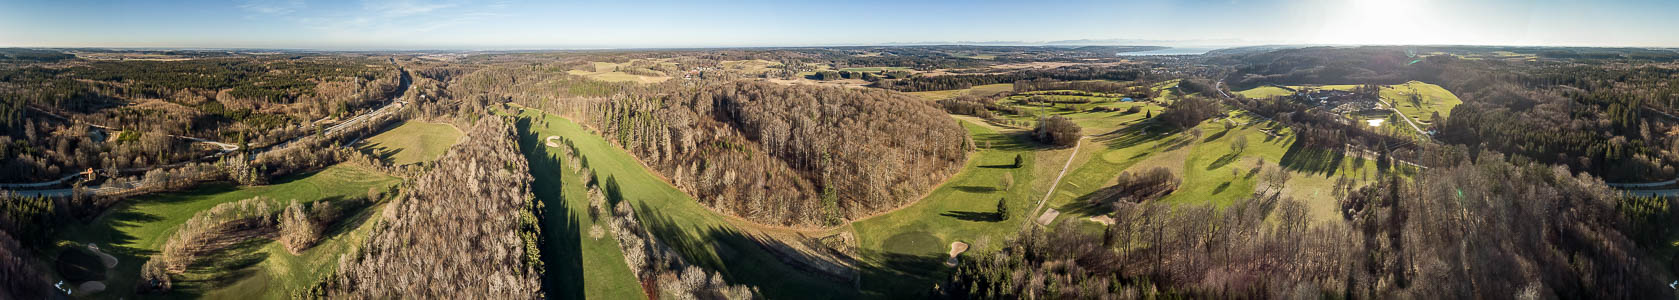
[320,115,544,297]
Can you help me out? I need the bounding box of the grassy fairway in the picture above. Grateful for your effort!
[514,118,645,300]
[906,83,1015,101]
[1235,86,1296,98]
[849,120,1042,298]
[359,121,463,166]
[1045,112,1384,224]
[510,109,856,299]
[995,95,1162,135]
[1380,81,1461,124]
[52,164,399,299]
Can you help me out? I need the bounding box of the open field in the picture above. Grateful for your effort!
[1380,81,1462,124]
[568,61,672,83]
[1234,86,1296,98]
[50,164,399,299]
[905,83,1014,100]
[849,120,1048,298]
[358,121,462,166]
[510,108,857,299]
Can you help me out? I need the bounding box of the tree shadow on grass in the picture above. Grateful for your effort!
[951,186,997,193]
[1095,120,1173,150]
[171,231,273,296]
[634,202,860,299]
[855,248,946,298]
[357,145,403,165]
[1206,150,1243,171]
[1278,139,1346,177]
[1213,181,1232,194]
[315,196,371,241]
[940,211,1001,222]
[1201,128,1228,143]
[516,117,588,300]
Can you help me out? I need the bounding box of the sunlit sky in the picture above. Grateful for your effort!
[2,0,1676,49]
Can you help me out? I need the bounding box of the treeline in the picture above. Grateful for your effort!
[589,81,969,226]
[454,64,973,226]
[874,65,1149,92]
[602,188,757,299]
[948,154,1673,298]
[316,115,544,297]
[0,191,54,298]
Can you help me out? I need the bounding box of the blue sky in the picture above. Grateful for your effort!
[2,0,1676,49]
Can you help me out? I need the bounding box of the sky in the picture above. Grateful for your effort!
[1,0,1676,49]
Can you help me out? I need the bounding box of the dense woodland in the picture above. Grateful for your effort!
[0,54,405,182]
[314,115,544,297]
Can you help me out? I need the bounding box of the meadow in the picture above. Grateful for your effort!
[358,121,462,166]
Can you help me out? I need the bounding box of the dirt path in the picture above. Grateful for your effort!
[1030,137,1086,226]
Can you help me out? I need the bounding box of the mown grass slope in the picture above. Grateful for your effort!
[358,121,462,166]
[53,164,398,299]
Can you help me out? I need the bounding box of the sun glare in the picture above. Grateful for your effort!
[1315,0,1438,45]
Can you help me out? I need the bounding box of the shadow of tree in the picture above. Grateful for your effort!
[940,211,1002,222]
[1206,150,1243,171]
[1278,139,1346,177]
[516,117,588,300]
[633,202,860,299]
[951,186,997,193]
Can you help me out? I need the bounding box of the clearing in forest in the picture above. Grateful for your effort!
[358,121,463,166]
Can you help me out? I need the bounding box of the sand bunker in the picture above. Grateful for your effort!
[1036,208,1061,225]
[945,241,971,267]
[545,136,562,147]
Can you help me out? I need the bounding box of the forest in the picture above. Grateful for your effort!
[948,152,1669,299]
[308,115,544,297]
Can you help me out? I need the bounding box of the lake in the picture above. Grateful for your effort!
[1116,47,1220,56]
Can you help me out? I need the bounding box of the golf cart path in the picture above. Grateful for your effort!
[1030,137,1086,226]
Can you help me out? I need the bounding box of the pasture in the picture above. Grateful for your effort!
[358,121,462,166]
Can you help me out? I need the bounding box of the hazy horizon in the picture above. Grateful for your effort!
[4,0,1679,50]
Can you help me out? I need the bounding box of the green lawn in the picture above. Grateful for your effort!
[509,108,856,299]
[52,164,399,299]
[1380,81,1462,124]
[1234,86,1296,99]
[995,95,1162,135]
[359,121,462,166]
[849,120,1043,298]
[906,83,1015,101]
[1044,112,1385,224]
[514,117,645,300]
